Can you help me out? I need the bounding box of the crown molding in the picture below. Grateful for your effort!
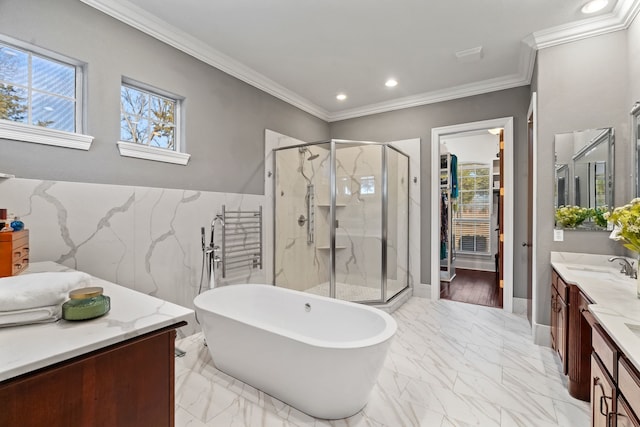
[79,0,330,121]
[328,39,537,122]
[533,0,640,49]
[81,0,639,123]
[327,73,530,122]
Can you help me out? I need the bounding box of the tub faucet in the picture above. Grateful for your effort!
[608,257,637,278]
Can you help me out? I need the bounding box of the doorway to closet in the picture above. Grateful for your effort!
[438,129,502,308]
[431,117,514,312]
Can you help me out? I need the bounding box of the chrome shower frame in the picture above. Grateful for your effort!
[272,139,410,305]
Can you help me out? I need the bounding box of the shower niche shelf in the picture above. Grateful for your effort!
[316,245,347,250]
[316,203,347,207]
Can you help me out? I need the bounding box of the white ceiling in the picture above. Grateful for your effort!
[82,0,640,121]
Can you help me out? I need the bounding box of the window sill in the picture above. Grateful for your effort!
[117,141,190,165]
[0,120,93,150]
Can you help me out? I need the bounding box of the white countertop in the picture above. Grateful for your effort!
[551,252,640,373]
[0,262,193,382]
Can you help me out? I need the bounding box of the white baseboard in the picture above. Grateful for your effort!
[513,297,528,316]
[533,322,551,347]
[413,283,431,298]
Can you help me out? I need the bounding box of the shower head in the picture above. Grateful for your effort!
[298,146,319,161]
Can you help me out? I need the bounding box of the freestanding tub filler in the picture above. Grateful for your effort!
[193,284,397,419]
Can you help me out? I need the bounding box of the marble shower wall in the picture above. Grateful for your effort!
[265,130,421,303]
[334,145,385,291]
[273,144,331,292]
[0,177,265,336]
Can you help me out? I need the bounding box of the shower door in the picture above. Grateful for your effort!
[385,146,410,301]
[273,142,331,296]
[273,140,409,304]
[333,141,384,302]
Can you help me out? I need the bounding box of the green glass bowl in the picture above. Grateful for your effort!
[62,287,111,321]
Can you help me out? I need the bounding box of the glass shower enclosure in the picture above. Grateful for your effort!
[273,139,409,304]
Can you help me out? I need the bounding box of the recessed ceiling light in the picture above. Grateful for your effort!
[385,79,398,88]
[581,0,608,14]
[336,93,347,101]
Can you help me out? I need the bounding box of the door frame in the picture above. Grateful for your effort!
[528,93,539,330]
[430,117,514,312]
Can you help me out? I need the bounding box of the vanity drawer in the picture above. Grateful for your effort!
[619,357,640,412]
[592,325,617,377]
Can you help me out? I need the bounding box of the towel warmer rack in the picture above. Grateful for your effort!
[221,205,263,278]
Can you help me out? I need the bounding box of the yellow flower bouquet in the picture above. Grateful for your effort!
[555,205,591,228]
[605,198,640,253]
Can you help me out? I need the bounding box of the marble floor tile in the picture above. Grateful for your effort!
[175,297,590,427]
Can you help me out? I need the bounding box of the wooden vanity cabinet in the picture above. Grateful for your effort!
[618,357,640,426]
[617,397,640,427]
[551,270,569,374]
[568,287,593,401]
[591,354,616,427]
[0,324,184,427]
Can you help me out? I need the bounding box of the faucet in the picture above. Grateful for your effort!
[608,257,637,279]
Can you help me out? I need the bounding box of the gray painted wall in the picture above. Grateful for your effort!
[0,0,329,195]
[630,16,640,104]
[535,29,631,326]
[329,86,532,293]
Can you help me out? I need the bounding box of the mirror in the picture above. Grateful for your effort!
[633,102,640,198]
[554,127,614,230]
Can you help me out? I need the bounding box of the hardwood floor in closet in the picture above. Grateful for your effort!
[441,268,502,308]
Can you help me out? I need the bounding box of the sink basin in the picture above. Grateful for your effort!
[625,323,640,339]
[564,265,616,274]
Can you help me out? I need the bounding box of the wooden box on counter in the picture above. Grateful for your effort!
[0,230,29,277]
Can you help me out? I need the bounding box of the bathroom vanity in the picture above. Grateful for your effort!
[0,262,193,427]
[551,253,640,426]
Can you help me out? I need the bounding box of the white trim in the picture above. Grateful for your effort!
[532,0,640,49]
[513,297,528,316]
[79,0,330,121]
[528,92,538,334]
[327,73,530,122]
[116,141,190,165]
[533,323,552,347]
[0,120,93,150]
[80,0,640,122]
[0,173,15,179]
[431,117,514,313]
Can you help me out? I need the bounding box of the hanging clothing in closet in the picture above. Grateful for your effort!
[440,191,448,260]
[450,154,458,198]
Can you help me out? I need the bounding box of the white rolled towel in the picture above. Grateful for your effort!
[0,271,92,312]
[0,305,61,327]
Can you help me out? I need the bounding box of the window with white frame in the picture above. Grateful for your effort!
[118,80,189,165]
[0,40,83,135]
[453,162,491,254]
[120,82,179,150]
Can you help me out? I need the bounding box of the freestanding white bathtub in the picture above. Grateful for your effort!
[193,284,397,419]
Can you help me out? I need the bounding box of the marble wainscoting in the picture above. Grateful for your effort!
[0,177,265,336]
